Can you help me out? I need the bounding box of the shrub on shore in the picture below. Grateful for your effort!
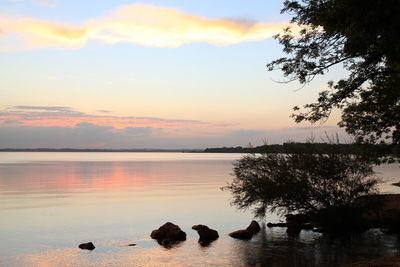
[223,150,380,224]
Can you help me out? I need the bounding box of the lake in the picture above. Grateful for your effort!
[0,152,399,266]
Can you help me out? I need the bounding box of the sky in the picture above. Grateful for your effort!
[0,0,350,149]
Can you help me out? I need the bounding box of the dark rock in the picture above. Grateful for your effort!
[300,223,314,230]
[229,229,253,240]
[150,222,186,247]
[285,214,311,225]
[229,221,261,240]
[127,243,136,246]
[161,239,173,247]
[312,228,326,233]
[285,213,315,235]
[78,242,95,250]
[392,182,400,187]
[246,220,261,234]
[192,224,219,245]
[267,222,287,227]
[286,225,301,236]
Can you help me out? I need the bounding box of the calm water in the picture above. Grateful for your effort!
[0,152,399,267]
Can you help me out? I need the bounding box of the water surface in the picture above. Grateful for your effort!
[0,152,399,266]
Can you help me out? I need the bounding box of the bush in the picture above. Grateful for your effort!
[223,151,380,218]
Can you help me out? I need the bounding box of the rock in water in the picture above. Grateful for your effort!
[150,222,186,247]
[246,220,261,234]
[192,224,219,245]
[300,223,314,230]
[229,229,253,240]
[78,242,95,250]
[229,220,261,240]
[286,225,301,236]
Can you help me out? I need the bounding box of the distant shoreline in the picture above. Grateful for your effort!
[1,142,398,155]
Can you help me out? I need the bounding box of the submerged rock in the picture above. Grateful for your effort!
[229,221,261,240]
[150,222,186,247]
[192,224,219,245]
[78,242,95,250]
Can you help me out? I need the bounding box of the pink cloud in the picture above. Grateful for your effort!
[0,106,209,130]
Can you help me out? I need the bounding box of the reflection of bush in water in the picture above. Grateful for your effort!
[224,151,380,219]
[231,227,399,266]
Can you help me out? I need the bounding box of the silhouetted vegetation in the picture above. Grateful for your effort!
[224,0,400,226]
[223,149,380,218]
[268,0,400,144]
[205,142,400,162]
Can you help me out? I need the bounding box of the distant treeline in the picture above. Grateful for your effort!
[1,143,399,157]
[204,142,400,156]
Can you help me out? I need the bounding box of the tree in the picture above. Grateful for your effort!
[223,150,379,218]
[267,0,400,144]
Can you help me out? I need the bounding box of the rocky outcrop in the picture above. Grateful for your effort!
[150,222,186,247]
[229,221,261,240]
[192,224,219,245]
[78,242,95,250]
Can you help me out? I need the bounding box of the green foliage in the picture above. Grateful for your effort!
[223,151,379,218]
[268,0,400,144]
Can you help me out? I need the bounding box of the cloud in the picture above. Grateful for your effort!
[1,119,21,125]
[0,106,349,149]
[0,121,349,150]
[0,105,210,132]
[0,125,117,148]
[0,4,296,50]
[0,17,87,50]
[96,110,111,114]
[124,127,152,136]
[14,105,77,112]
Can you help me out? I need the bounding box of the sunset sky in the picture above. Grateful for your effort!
[0,0,349,148]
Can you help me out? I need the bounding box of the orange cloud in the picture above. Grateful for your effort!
[0,17,87,49]
[0,4,296,50]
[0,106,213,131]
